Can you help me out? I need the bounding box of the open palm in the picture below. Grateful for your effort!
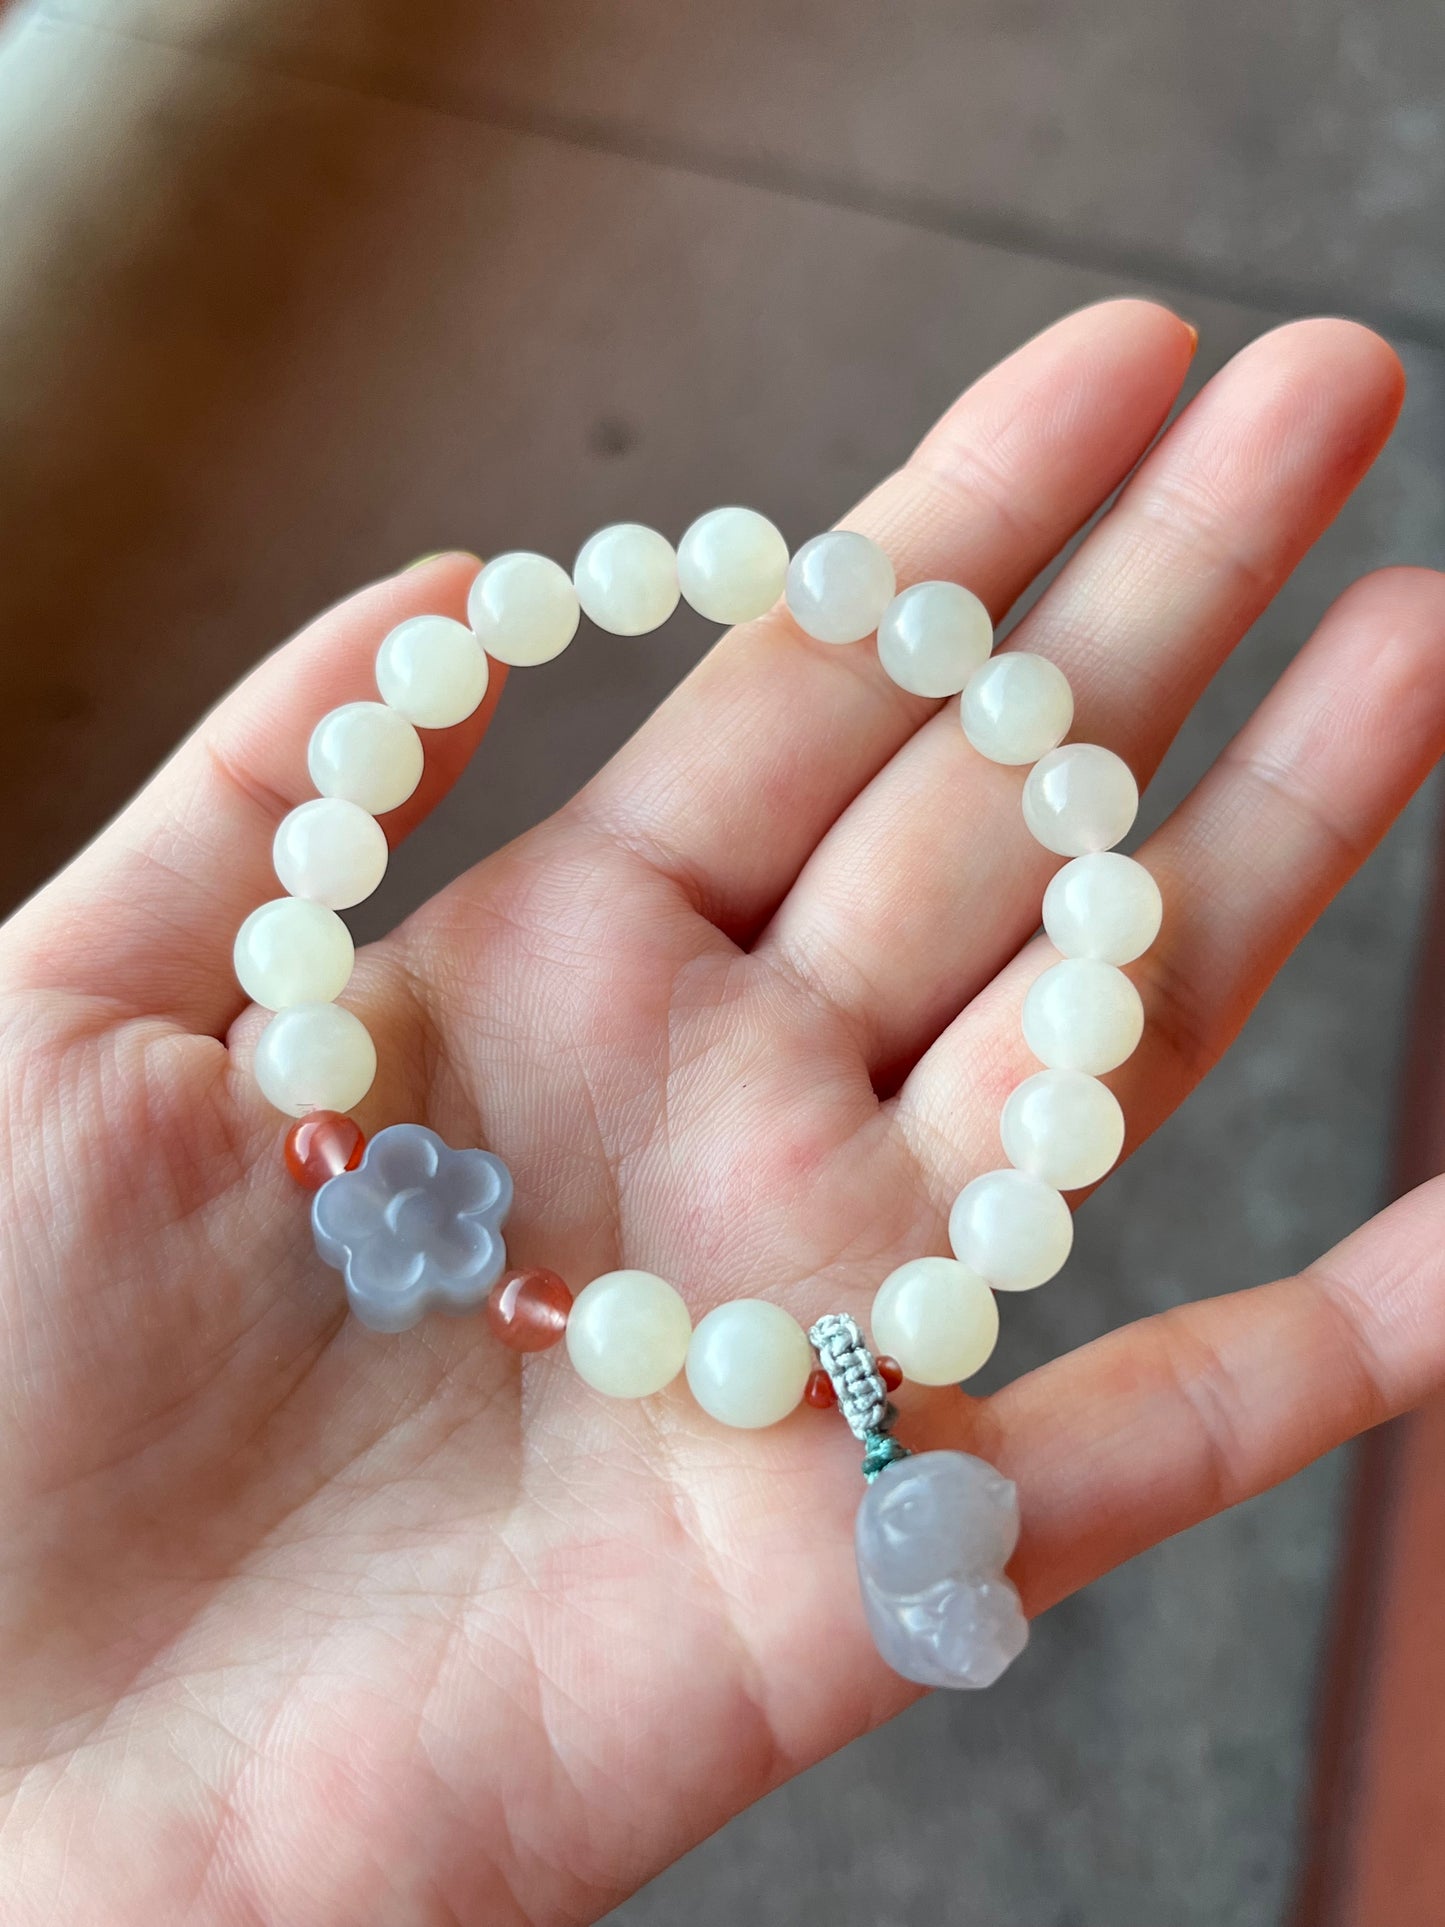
[4,302,1445,1926]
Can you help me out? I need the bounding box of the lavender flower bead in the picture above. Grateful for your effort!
[855,1449,1029,1689]
[311,1123,513,1333]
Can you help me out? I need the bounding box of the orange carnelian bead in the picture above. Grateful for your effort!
[486,1268,573,1352]
[878,1356,904,1393]
[804,1368,837,1410]
[285,1111,365,1189]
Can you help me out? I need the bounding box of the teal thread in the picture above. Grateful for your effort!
[862,1411,913,1483]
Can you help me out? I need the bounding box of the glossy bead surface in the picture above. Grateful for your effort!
[870,1256,999,1386]
[877,581,993,697]
[1022,743,1138,856]
[948,1168,1073,1292]
[877,1356,904,1393]
[1000,1068,1125,1191]
[284,1111,365,1189]
[677,506,789,624]
[254,1002,377,1117]
[486,1267,572,1352]
[272,797,388,910]
[308,702,424,816]
[685,1298,813,1428]
[565,1269,692,1398]
[785,531,896,644]
[1042,851,1163,963]
[960,653,1073,765]
[375,614,489,728]
[468,552,581,666]
[856,1450,1028,1689]
[574,524,679,635]
[1022,958,1144,1074]
[805,1367,838,1409]
[234,897,354,1009]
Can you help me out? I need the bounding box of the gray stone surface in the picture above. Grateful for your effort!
[0,4,1440,1922]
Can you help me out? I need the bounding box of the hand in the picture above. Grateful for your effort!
[3,301,1443,1926]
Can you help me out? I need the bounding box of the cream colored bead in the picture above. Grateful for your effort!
[785,531,895,644]
[253,1001,377,1117]
[574,524,680,636]
[375,614,489,728]
[1023,744,1138,856]
[1000,1068,1125,1191]
[1023,958,1144,1074]
[1043,852,1162,964]
[468,552,581,666]
[876,581,993,697]
[870,1257,999,1386]
[308,702,423,816]
[684,1298,812,1428]
[565,1269,692,1398]
[272,798,388,910]
[677,507,789,624]
[234,897,354,1010]
[960,653,1073,765]
[948,1168,1073,1293]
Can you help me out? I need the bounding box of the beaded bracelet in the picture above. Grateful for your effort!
[233,510,1161,1690]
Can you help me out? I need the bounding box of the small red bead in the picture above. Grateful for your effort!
[804,1368,837,1410]
[486,1268,572,1353]
[878,1356,904,1393]
[284,1111,365,1190]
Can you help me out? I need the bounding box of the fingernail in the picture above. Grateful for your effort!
[1183,321,1200,352]
[405,550,481,571]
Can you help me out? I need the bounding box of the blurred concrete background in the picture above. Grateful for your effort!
[0,4,1441,1922]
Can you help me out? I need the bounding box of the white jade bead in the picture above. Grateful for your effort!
[566,1269,692,1398]
[870,1257,999,1386]
[1023,958,1144,1074]
[308,702,424,816]
[272,798,388,910]
[375,614,489,728]
[1043,851,1162,963]
[960,653,1074,765]
[234,897,354,1010]
[685,1298,813,1428]
[785,531,896,644]
[1023,744,1138,856]
[1000,1068,1125,1191]
[253,1002,377,1117]
[876,581,994,697]
[574,524,680,636]
[948,1169,1074,1293]
[468,552,581,666]
[677,507,789,624]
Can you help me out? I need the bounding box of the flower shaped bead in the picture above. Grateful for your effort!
[312,1123,513,1333]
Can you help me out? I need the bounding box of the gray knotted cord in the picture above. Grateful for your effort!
[808,1311,911,1480]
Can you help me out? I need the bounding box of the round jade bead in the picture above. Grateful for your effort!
[308,702,423,816]
[566,1269,692,1398]
[272,798,388,910]
[685,1298,813,1428]
[785,531,895,645]
[574,524,680,636]
[677,507,789,624]
[468,552,581,666]
[870,1257,999,1386]
[234,897,354,1010]
[1023,744,1138,856]
[960,653,1073,765]
[253,1001,377,1118]
[375,614,489,728]
[948,1169,1073,1292]
[1000,1068,1125,1191]
[877,581,993,697]
[1022,958,1144,1074]
[1042,851,1162,963]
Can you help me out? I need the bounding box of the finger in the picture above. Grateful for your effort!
[0,554,496,1033]
[761,319,1406,1080]
[575,300,1197,936]
[896,565,1445,1192]
[956,1169,1445,1619]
